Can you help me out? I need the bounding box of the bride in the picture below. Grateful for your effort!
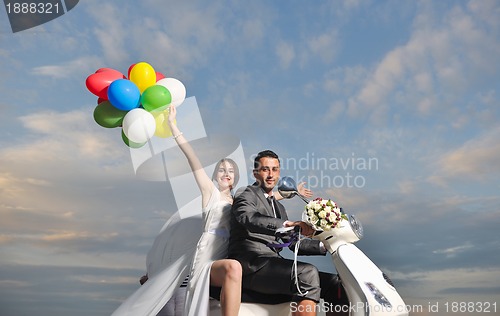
[167,104,242,316]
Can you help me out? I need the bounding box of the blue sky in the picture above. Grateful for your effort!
[1,0,499,315]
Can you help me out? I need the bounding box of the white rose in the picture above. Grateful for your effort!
[320,219,329,228]
[318,211,327,219]
[324,206,331,213]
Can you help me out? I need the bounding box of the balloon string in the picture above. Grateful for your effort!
[267,230,309,296]
[294,231,308,296]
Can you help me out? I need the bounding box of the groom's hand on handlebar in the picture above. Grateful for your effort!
[284,220,314,237]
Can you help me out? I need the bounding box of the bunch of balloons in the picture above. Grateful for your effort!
[86,62,186,148]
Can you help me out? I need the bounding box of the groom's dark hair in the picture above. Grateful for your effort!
[253,150,279,170]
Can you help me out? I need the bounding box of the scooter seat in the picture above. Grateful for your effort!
[209,286,292,304]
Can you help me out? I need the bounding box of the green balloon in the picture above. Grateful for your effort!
[141,85,172,112]
[93,101,128,128]
[121,129,147,148]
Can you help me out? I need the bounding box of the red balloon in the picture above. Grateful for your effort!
[86,69,125,99]
[156,72,165,81]
[127,63,136,79]
[95,67,117,73]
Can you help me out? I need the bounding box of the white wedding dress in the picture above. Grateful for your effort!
[111,186,231,316]
[183,187,231,315]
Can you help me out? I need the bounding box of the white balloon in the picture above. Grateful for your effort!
[156,78,186,107]
[122,108,156,143]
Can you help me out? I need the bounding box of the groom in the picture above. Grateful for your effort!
[228,149,348,316]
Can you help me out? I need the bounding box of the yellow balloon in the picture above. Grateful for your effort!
[153,110,175,138]
[129,62,156,93]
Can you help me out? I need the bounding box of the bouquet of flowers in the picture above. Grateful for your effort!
[303,198,348,231]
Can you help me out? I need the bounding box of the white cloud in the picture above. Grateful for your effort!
[356,46,405,109]
[123,0,226,74]
[325,100,345,121]
[87,3,129,64]
[5,109,126,163]
[432,242,473,257]
[347,1,500,122]
[31,56,104,79]
[431,127,500,182]
[0,280,29,287]
[468,0,500,29]
[394,267,500,303]
[275,40,295,69]
[413,72,433,94]
[324,0,363,20]
[40,230,116,242]
[241,19,265,48]
[0,104,179,273]
[323,66,368,119]
[308,30,339,64]
[0,109,133,243]
[0,172,51,199]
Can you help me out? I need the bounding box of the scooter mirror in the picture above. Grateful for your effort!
[278,176,309,203]
[277,176,297,199]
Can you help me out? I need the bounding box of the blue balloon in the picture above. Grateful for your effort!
[107,79,141,111]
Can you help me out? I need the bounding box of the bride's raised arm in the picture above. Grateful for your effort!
[167,105,214,204]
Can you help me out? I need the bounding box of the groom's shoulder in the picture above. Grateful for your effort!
[234,183,260,199]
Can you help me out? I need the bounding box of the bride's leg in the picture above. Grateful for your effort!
[210,259,242,316]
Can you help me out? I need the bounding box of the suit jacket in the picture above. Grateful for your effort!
[228,183,326,274]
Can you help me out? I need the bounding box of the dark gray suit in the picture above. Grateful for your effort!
[228,183,347,304]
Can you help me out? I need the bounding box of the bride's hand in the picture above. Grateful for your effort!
[167,105,177,126]
[297,182,313,198]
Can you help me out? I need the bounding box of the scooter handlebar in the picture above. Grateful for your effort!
[275,225,300,237]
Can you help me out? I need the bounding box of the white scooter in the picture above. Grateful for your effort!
[210,176,409,316]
